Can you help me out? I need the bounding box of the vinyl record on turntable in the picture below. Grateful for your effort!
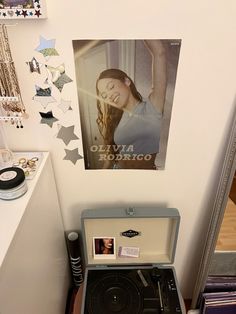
[86,273,143,314]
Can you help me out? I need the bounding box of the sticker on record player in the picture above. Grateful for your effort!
[121,229,141,238]
[118,246,140,258]
[93,237,116,259]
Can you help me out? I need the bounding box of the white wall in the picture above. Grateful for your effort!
[3,0,236,298]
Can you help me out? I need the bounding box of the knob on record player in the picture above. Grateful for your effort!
[151,267,162,282]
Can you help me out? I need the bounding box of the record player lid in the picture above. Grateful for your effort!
[81,207,180,266]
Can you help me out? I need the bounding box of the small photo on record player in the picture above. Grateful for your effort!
[93,237,116,259]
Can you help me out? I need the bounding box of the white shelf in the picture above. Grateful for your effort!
[0,151,70,314]
[0,152,49,267]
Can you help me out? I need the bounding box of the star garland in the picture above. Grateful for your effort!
[27,35,83,164]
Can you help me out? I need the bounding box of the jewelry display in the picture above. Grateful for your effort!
[0,150,42,181]
[10,152,43,179]
[13,156,39,177]
[0,24,27,128]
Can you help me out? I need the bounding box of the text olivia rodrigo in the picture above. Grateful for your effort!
[90,145,152,161]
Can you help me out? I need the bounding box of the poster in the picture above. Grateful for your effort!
[72,39,181,170]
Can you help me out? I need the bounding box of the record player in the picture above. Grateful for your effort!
[81,207,186,314]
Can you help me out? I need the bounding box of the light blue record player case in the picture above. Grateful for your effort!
[81,207,186,313]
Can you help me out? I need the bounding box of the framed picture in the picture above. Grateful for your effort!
[93,237,116,259]
[0,0,47,19]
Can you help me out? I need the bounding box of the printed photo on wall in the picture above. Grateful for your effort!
[72,40,181,170]
[93,237,116,259]
[0,0,47,19]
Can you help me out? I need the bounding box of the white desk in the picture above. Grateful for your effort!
[0,152,70,314]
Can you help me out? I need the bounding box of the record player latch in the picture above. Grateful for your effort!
[126,207,135,216]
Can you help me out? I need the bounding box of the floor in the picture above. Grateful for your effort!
[216,197,236,251]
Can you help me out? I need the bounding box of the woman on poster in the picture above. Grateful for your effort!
[96,40,167,169]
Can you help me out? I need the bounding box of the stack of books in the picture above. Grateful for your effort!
[200,276,236,313]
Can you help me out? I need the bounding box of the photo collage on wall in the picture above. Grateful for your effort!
[72,39,181,170]
[0,0,47,19]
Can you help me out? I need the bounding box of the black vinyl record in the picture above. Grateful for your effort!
[86,273,143,314]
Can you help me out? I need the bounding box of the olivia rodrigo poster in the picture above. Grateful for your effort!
[72,39,181,170]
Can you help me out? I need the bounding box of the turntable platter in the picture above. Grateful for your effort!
[86,273,142,314]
